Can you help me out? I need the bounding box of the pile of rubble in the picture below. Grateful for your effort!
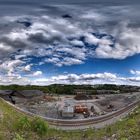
[74,94,93,100]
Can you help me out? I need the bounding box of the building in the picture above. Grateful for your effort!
[0,90,15,104]
[74,89,95,95]
[61,106,74,118]
[14,90,44,98]
[74,104,88,113]
[96,90,120,94]
[0,90,13,96]
[0,90,44,104]
[74,89,120,95]
[58,99,75,118]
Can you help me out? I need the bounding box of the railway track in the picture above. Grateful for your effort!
[45,100,139,127]
[1,97,140,130]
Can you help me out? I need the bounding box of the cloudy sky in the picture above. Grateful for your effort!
[0,0,140,85]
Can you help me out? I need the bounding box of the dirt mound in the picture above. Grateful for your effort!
[74,94,93,100]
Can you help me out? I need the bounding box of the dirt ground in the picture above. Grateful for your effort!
[15,92,140,120]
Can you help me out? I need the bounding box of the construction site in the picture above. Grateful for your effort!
[0,90,138,120]
[0,89,140,130]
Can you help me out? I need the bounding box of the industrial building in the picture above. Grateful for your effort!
[74,104,88,113]
[61,106,74,118]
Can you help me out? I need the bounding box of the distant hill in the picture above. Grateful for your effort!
[0,84,139,95]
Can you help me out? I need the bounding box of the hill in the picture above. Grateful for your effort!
[0,84,139,95]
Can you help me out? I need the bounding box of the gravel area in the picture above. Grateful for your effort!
[15,92,140,120]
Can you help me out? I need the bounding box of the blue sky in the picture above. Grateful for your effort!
[27,54,140,77]
[0,1,140,85]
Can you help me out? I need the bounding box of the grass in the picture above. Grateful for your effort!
[0,98,140,140]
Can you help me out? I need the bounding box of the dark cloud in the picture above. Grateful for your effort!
[16,20,32,28]
[62,14,72,19]
[28,32,63,45]
[0,0,140,5]
[0,37,27,49]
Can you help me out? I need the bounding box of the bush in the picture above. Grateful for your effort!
[15,116,31,130]
[106,126,112,134]
[126,119,136,127]
[120,138,128,140]
[31,117,48,136]
[13,133,25,140]
[14,116,48,136]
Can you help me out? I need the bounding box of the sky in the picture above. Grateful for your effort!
[0,0,140,85]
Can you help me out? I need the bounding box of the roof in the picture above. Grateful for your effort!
[62,106,74,113]
[75,104,88,108]
[0,90,13,95]
[0,90,44,99]
[17,90,44,97]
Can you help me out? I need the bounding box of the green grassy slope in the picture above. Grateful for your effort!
[0,98,140,140]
